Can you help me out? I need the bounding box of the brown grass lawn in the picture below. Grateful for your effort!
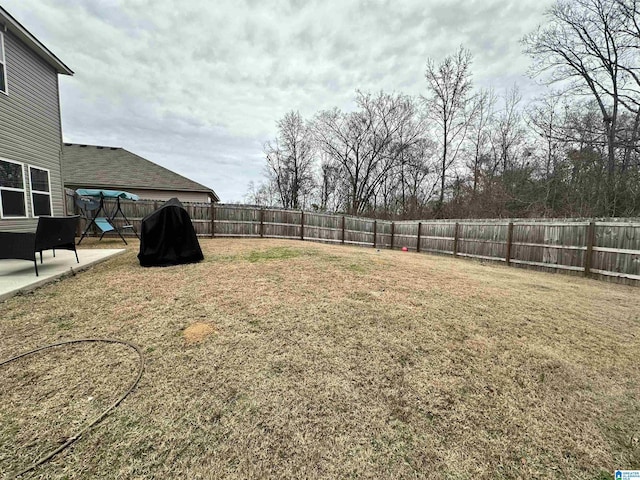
[1,238,639,479]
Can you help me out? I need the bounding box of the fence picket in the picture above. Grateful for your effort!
[65,191,640,285]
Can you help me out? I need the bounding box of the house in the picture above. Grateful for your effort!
[62,143,219,203]
[0,7,73,232]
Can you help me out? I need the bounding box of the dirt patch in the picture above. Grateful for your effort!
[183,322,215,344]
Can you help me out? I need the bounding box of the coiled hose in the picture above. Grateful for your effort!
[0,338,145,478]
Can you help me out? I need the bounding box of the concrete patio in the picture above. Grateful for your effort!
[0,249,125,302]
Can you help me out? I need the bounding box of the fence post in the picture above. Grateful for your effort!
[390,222,395,249]
[300,210,304,240]
[211,203,216,238]
[373,220,377,248]
[260,208,264,238]
[416,222,421,253]
[453,222,459,257]
[341,215,346,244]
[584,221,595,277]
[505,222,514,266]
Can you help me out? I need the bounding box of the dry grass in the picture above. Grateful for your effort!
[1,238,639,479]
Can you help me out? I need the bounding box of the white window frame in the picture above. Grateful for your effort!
[0,32,7,96]
[0,158,27,219]
[29,165,53,218]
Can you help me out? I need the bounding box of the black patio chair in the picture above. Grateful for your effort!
[0,216,79,276]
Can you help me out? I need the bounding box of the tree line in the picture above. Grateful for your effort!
[245,0,640,219]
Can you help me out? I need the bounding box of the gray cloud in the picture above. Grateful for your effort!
[5,0,554,201]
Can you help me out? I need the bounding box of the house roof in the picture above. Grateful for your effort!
[0,7,73,75]
[62,143,219,202]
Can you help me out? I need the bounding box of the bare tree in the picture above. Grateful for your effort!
[376,167,402,216]
[494,84,528,173]
[312,91,416,214]
[263,111,316,209]
[401,138,438,217]
[395,102,429,216]
[522,0,635,213]
[467,88,497,194]
[526,92,567,178]
[316,156,342,212]
[612,0,640,171]
[244,180,279,206]
[423,46,477,214]
[248,2,640,218]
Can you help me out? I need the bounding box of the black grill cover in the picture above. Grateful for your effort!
[137,198,204,267]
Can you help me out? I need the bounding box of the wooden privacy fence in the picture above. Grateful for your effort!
[66,193,640,285]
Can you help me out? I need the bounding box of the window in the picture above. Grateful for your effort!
[0,32,6,94]
[0,159,26,218]
[29,166,52,217]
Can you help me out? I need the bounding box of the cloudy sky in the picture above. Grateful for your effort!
[5,0,554,202]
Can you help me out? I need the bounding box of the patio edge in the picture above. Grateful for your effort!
[0,249,127,303]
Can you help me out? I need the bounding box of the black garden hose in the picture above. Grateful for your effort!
[0,338,145,478]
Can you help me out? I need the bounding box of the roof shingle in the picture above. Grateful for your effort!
[62,143,219,201]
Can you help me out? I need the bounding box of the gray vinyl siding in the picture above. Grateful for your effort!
[66,184,212,204]
[0,30,64,232]
[124,189,211,203]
